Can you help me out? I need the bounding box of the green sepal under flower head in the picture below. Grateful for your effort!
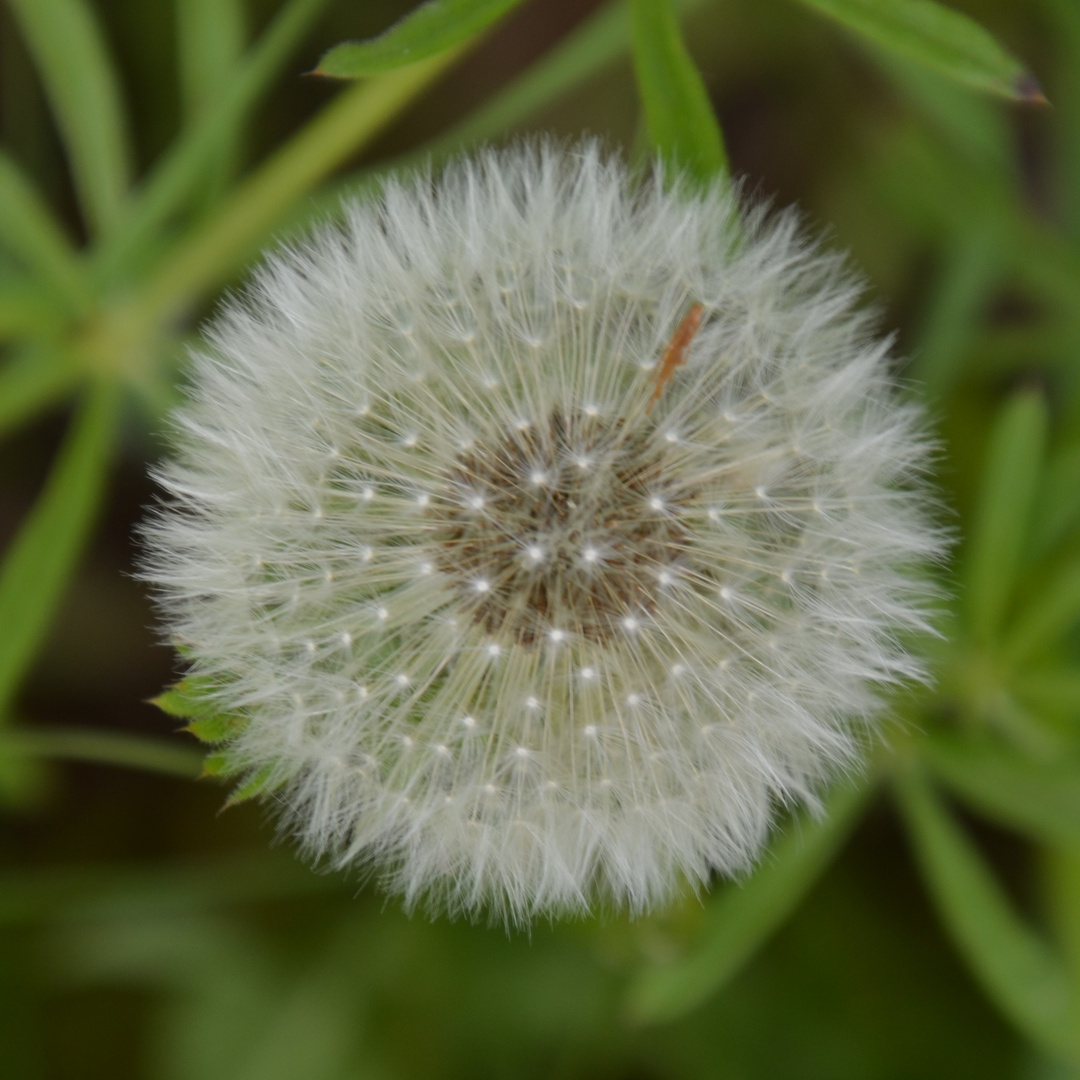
[151,676,280,805]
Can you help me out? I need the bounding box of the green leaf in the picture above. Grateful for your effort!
[630,0,728,185]
[176,0,245,123]
[625,777,872,1022]
[924,734,1080,849]
[895,769,1078,1061]
[273,0,712,242]
[0,280,62,343]
[875,49,1011,169]
[6,0,132,235]
[0,345,82,439]
[1,725,202,779]
[315,0,525,78]
[425,0,711,154]
[1030,442,1080,559]
[0,381,117,718]
[96,0,332,285]
[1005,561,1080,667]
[175,0,246,207]
[1014,667,1080,716]
[1043,848,1080,996]
[963,389,1048,646]
[0,151,90,312]
[794,0,1043,102]
[907,225,1000,398]
[429,0,646,148]
[137,49,465,322]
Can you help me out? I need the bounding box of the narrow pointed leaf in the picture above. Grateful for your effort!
[430,0,645,149]
[0,382,117,717]
[907,225,999,398]
[1005,561,1080,666]
[1043,847,1080,994]
[1014,668,1080,715]
[0,152,89,311]
[895,770,1078,1061]
[626,777,871,1022]
[175,0,246,206]
[176,0,245,123]
[630,0,727,185]
[295,0,711,232]
[315,0,525,78]
[0,281,60,343]
[96,0,331,283]
[876,50,1010,169]
[7,0,132,234]
[1030,442,1080,558]
[138,50,465,321]
[795,0,1043,102]
[963,389,1047,646]
[924,734,1080,849]
[0,345,82,439]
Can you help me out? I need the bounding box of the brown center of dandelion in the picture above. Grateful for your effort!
[427,410,691,645]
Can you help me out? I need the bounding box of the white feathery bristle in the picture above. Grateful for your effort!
[142,142,942,924]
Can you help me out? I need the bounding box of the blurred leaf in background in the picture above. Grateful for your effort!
[1,0,1080,1077]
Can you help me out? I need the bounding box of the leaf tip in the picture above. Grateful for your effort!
[1014,72,1048,106]
[309,44,360,80]
[307,61,348,80]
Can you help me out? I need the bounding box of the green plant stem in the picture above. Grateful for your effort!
[134,49,466,328]
[2,726,203,779]
[0,381,117,717]
[625,774,875,1022]
[6,0,132,236]
[94,0,333,285]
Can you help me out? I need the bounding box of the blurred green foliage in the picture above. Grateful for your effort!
[1,0,1079,1076]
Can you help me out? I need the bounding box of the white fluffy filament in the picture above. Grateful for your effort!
[143,143,942,923]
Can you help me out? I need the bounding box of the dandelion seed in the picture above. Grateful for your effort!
[143,143,941,924]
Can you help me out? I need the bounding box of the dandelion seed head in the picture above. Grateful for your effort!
[142,143,941,924]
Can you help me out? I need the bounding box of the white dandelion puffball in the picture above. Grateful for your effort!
[145,143,939,922]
